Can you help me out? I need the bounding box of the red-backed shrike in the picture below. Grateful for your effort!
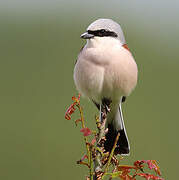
[74,19,138,155]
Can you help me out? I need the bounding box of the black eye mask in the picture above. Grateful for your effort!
[87,29,118,38]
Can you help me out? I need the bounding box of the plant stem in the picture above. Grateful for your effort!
[77,104,91,165]
[104,132,120,174]
[89,146,93,180]
[94,111,107,179]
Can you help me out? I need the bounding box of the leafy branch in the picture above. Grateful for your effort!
[65,94,164,180]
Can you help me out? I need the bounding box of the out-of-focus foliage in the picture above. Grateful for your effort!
[0,1,178,179]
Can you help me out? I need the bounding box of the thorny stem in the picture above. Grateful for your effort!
[98,118,106,143]
[94,110,107,179]
[96,147,105,157]
[94,117,106,169]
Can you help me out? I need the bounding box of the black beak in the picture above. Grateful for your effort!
[80,32,94,39]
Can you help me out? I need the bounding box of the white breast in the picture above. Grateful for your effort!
[73,37,138,103]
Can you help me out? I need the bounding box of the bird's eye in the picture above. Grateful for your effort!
[100,29,106,33]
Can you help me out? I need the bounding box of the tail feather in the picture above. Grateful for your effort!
[104,100,130,155]
[104,124,129,155]
[92,97,130,155]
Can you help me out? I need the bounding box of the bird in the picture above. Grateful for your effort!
[73,18,138,155]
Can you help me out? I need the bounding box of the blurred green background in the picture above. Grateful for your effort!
[0,0,178,179]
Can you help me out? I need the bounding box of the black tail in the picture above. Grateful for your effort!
[104,124,129,155]
[92,97,129,155]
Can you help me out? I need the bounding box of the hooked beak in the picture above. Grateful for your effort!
[80,32,94,39]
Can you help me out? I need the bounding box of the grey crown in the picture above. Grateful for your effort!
[87,18,126,44]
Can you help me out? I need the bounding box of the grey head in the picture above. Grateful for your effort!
[81,18,126,45]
